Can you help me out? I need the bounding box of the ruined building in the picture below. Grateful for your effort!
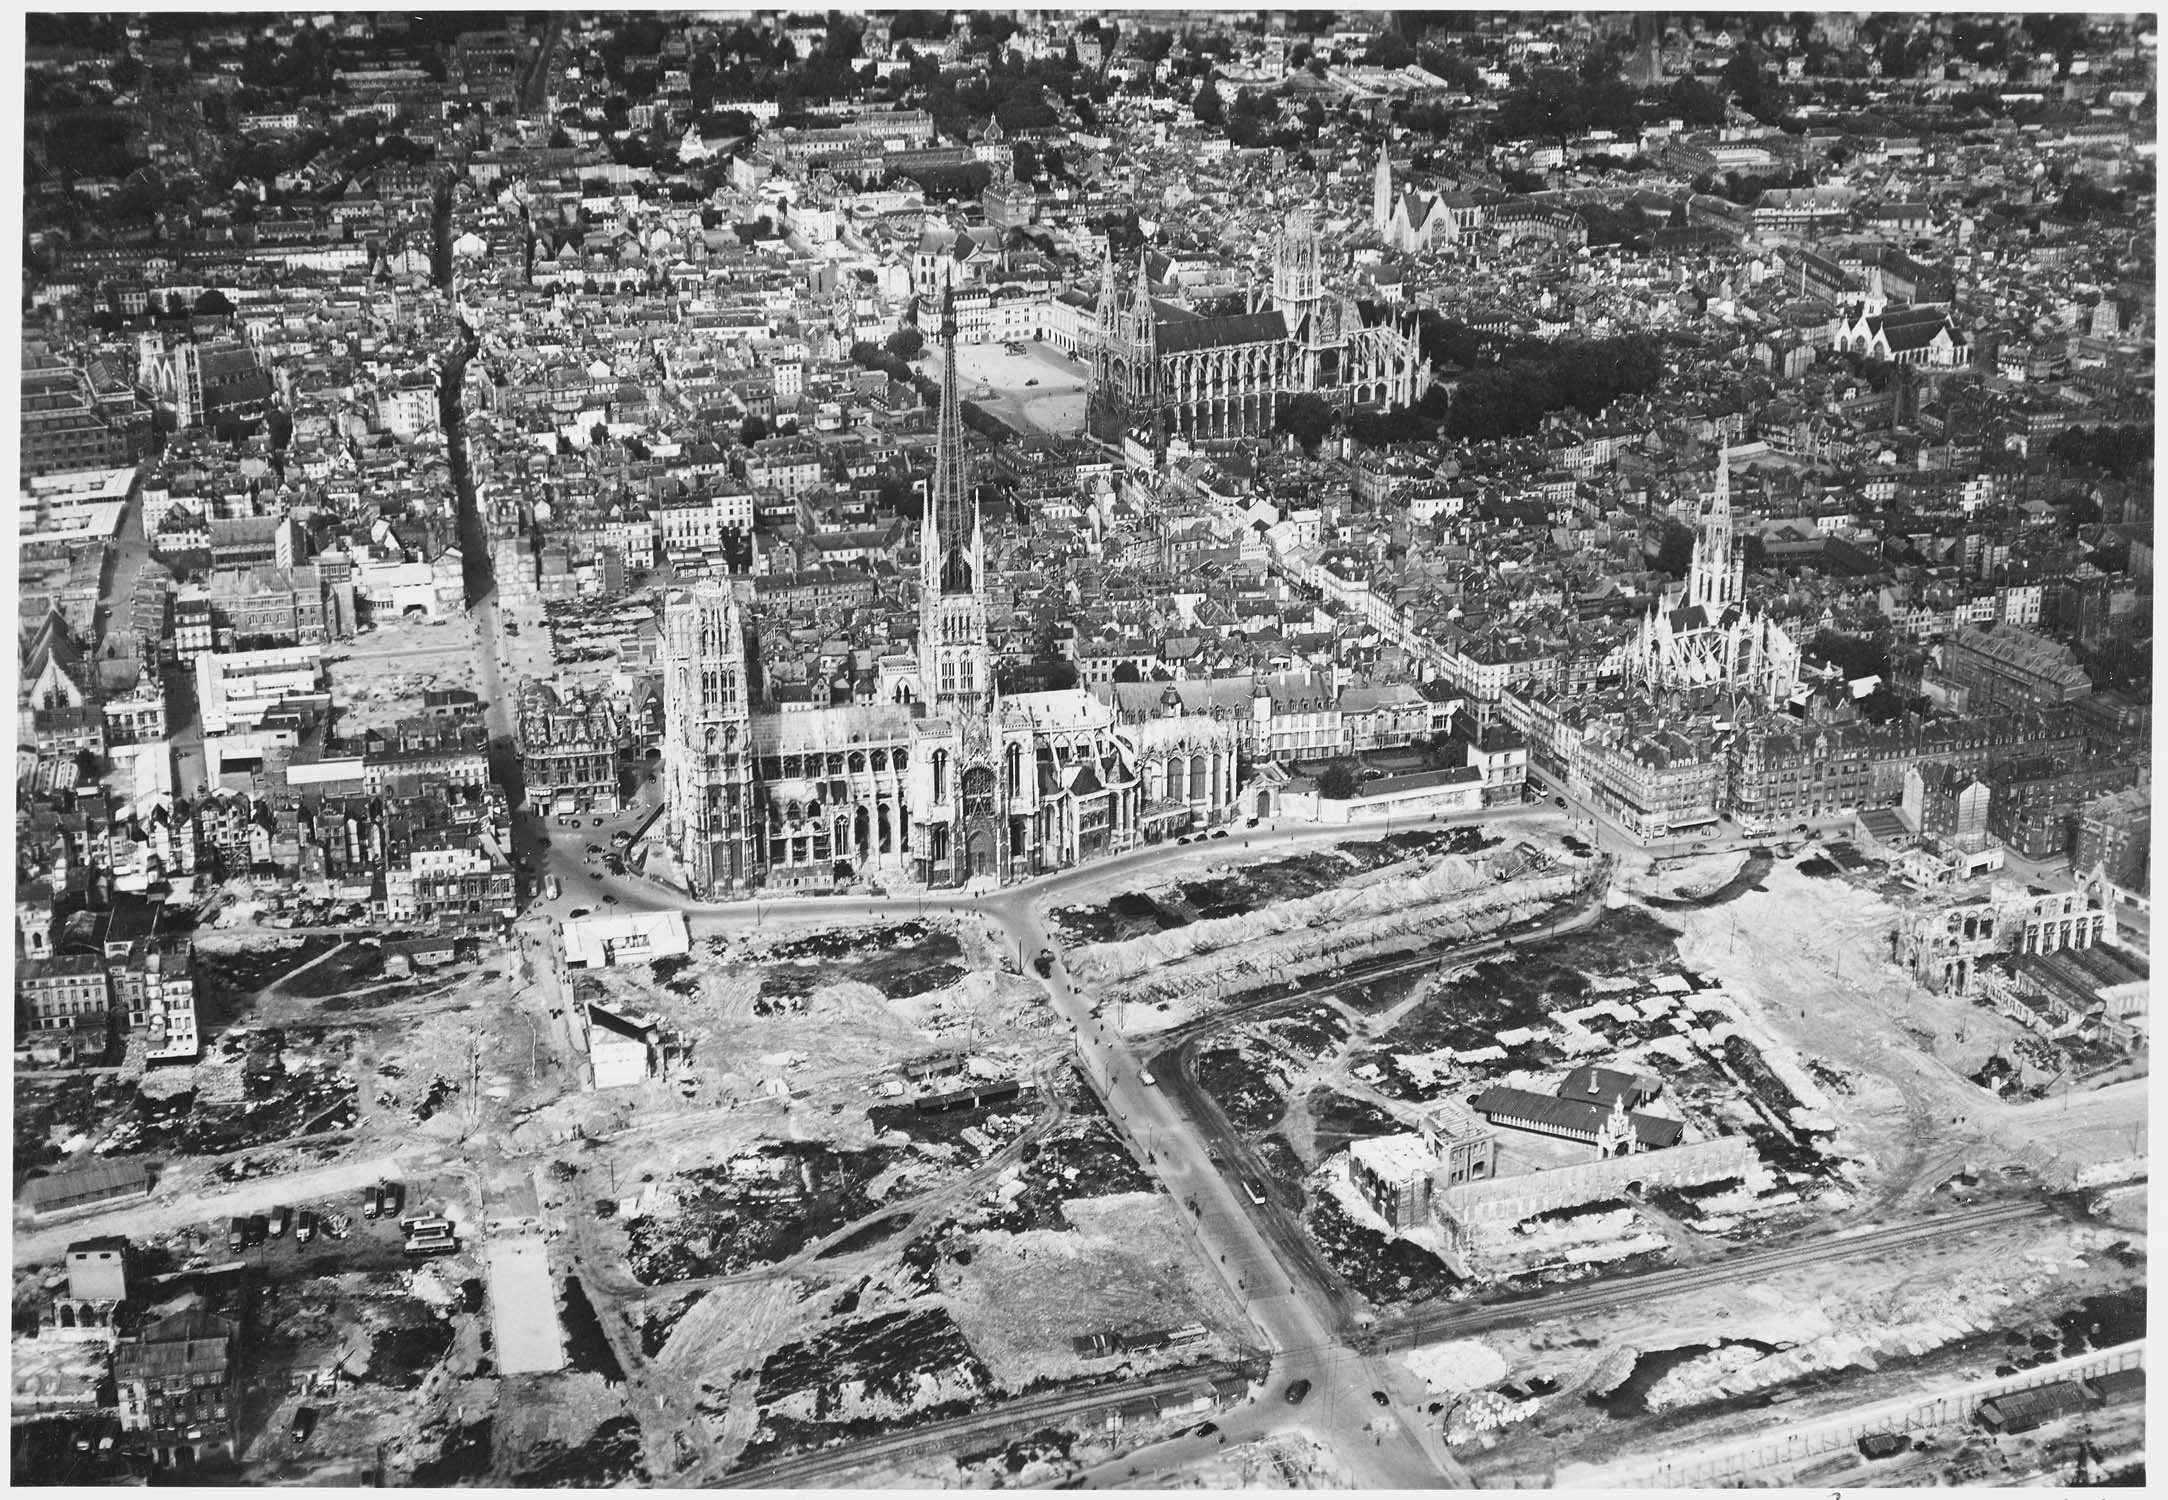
[1893,881,2112,995]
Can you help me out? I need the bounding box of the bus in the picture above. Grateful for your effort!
[403,1217,458,1259]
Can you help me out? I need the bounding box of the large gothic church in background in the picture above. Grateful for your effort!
[1087,207,1426,449]
[660,292,1241,897]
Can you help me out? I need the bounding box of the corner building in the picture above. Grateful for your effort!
[662,293,1238,896]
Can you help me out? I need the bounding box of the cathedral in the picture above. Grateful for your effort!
[660,291,1241,897]
[1087,207,1425,449]
[1623,447,1802,709]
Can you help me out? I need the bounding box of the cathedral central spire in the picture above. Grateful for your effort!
[925,277,979,599]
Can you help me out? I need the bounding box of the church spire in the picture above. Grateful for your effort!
[1689,440,1737,612]
[925,275,977,599]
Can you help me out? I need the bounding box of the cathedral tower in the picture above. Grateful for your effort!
[660,582,756,896]
[919,282,992,711]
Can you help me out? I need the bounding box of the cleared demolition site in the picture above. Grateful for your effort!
[15,819,2144,1489]
[1038,829,2147,1489]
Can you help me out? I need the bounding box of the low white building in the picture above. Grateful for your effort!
[562,910,691,969]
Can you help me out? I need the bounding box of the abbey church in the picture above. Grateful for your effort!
[1087,206,1426,448]
[660,293,1241,897]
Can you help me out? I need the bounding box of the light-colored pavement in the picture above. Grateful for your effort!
[13,1147,426,1264]
[484,1235,567,1374]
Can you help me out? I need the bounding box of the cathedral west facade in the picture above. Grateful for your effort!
[1087,207,1425,448]
[660,292,1240,897]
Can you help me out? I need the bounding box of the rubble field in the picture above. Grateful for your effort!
[1047,826,1502,947]
[326,613,490,735]
[608,1059,1238,1477]
[1665,857,2147,1203]
[1437,1210,2146,1487]
[1180,883,2028,1311]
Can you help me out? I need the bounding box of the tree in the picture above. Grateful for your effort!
[1651,520,1696,579]
[1362,30,1416,70]
[1806,630,1891,683]
[192,289,235,318]
[1276,392,1338,453]
[885,326,925,362]
[740,414,769,446]
[1112,661,1144,684]
[1316,759,1360,800]
[1192,76,1224,127]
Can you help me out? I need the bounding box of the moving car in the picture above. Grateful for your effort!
[1284,1379,1312,1405]
[1554,796,1566,807]
[569,907,591,918]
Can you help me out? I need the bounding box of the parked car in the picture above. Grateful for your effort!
[295,1210,317,1245]
[584,844,604,857]
[291,1407,318,1449]
[1284,1379,1312,1405]
[244,1215,269,1248]
[266,1206,289,1238]
[1554,796,1567,807]
[1371,1390,1390,1407]
[362,1187,381,1220]
[228,1217,247,1253]
[602,894,619,904]
[1210,829,1228,840]
[569,907,591,919]
[378,1181,405,1219]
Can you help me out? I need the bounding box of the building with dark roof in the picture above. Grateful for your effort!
[1469,1085,1684,1153]
[21,1159,156,1222]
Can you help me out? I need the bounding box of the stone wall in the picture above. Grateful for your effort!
[1437,1134,1756,1228]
